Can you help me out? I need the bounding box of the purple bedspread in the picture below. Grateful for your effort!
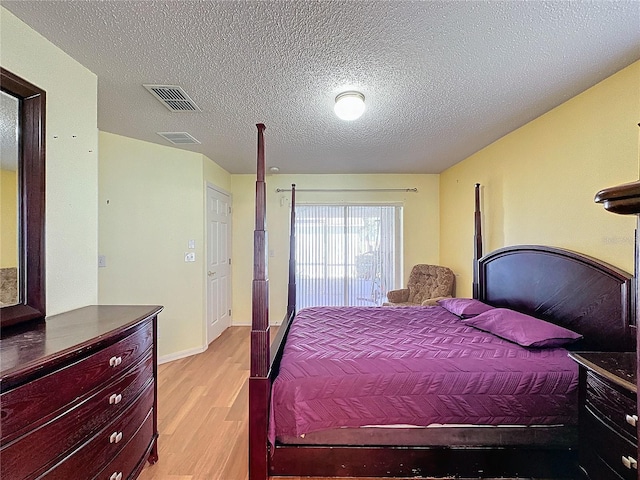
[269,306,578,443]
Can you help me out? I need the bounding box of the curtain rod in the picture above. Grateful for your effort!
[275,188,418,193]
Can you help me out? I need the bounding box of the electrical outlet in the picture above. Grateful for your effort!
[98,255,107,267]
[184,252,196,262]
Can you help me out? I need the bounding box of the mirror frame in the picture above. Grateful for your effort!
[1,68,46,329]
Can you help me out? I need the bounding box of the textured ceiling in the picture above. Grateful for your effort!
[3,1,639,174]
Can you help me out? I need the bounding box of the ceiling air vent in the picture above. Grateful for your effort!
[143,84,201,112]
[157,132,201,145]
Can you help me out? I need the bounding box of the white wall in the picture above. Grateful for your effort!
[98,132,232,360]
[1,8,99,314]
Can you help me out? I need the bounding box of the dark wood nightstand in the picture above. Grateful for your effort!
[569,352,637,480]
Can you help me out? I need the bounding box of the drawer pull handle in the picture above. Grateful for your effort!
[109,473,123,480]
[622,455,638,469]
[109,431,123,444]
[625,414,638,427]
[108,393,122,405]
[109,356,122,367]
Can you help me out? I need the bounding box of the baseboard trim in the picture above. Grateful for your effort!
[232,322,281,326]
[158,345,207,365]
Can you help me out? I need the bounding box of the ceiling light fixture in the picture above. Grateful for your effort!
[334,91,365,121]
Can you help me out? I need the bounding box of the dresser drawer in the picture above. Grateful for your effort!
[586,370,637,442]
[579,450,627,480]
[1,319,153,443]
[40,382,155,479]
[1,352,153,479]
[583,409,637,480]
[94,409,155,480]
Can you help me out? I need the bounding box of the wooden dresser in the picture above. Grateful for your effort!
[595,179,640,479]
[0,305,163,480]
[570,352,637,479]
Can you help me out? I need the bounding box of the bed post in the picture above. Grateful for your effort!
[287,184,297,317]
[249,123,270,480]
[473,183,483,299]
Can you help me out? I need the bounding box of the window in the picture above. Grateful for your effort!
[296,204,402,308]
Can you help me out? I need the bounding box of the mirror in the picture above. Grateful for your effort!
[1,91,19,307]
[0,68,46,330]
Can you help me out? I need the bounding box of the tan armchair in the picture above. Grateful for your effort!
[384,264,455,306]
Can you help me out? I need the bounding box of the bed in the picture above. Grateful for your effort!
[248,124,635,479]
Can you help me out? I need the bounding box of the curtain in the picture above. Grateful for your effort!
[295,204,401,308]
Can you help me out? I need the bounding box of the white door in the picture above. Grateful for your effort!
[206,185,231,344]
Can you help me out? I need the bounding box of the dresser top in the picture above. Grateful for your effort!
[0,305,162,387]
[569,351,637,393]
[594,180,640,215]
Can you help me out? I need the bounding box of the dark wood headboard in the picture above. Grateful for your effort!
[478,245,634,352]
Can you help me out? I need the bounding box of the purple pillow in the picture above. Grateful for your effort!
[437,298,494,318]
[464,308,582,348]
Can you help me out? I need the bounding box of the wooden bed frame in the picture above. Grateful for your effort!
[249,124,635,479]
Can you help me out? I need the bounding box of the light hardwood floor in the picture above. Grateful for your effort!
[137,326,519,480]
[139,327,385,480]
[138,326,251,480]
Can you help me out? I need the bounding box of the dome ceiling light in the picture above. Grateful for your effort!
[334,91,365,121]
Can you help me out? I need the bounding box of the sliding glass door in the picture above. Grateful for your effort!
[295,204,402,308]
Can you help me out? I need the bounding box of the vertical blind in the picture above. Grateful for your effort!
[295,204,402,308]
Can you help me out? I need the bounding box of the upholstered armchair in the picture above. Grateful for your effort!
[384,264,455,306]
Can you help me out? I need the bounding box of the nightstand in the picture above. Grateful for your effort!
[569,352,637,480]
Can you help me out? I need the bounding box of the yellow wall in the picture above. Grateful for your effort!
[0,169,18,268]
[204,155,232,192]
[440,61,640,298]
[98,132,231,360]
[1,8,98,314]
[231,173,440,325]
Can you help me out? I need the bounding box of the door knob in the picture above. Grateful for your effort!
[208,271,217,276]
